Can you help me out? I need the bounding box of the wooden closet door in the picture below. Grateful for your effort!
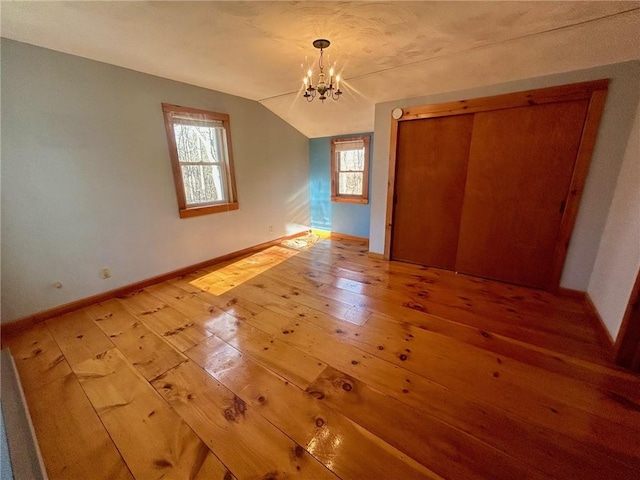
[391,115,474,269]
[455,99,589,289]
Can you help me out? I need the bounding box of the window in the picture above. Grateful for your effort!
[162,103,238,218]
[331,136,370,204]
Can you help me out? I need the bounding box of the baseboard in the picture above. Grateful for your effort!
[367,252,385,260]
[330,232,369,243]
[1,231,307,338]
[0,350,47,479]
[310,229,332,241]
[558,288,614,351]
[558,287,587,300]
[585,293,615,349]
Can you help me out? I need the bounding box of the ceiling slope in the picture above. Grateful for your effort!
[2,1,639,137]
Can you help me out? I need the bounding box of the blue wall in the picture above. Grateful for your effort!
[309,133,372,238]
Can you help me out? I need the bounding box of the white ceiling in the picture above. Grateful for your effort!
[2,1,639,138]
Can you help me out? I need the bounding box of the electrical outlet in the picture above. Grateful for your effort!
[101,267,111,279]
[269,226,273,233]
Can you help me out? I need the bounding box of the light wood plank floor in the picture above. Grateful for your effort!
[4,237,640,479]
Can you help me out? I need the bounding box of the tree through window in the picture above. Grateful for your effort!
[162,104,238,218]
[331,136,370,204]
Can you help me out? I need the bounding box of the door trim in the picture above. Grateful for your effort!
[548,89,608,290]
[615,269,640,371]
[384,80,609,292]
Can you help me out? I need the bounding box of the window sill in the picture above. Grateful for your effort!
[179,202,239,218]
[331,196,369,205]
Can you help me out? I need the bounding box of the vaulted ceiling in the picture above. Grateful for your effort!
[2,1,639,137]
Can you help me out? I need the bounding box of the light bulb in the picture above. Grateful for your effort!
[329,67,334,77]
[304,77,308,85]
[307,69,312,78]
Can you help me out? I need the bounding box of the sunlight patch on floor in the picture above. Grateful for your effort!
[189,246,301,296]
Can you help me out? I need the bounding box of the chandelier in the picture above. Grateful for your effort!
[303,39,343,102]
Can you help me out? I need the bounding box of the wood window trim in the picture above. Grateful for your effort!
[162,103,239,218]
[178,202,239,219]
[331,135,370,204]
[384,80,610,293]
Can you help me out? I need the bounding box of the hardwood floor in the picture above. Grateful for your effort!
[4,237,640,479]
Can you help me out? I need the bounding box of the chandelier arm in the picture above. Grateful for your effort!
[304,39,340,103]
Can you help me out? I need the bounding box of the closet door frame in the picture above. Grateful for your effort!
[384,79,609,292]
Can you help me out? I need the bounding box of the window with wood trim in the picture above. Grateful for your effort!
[162,103,238,218]
[331,136,370,204]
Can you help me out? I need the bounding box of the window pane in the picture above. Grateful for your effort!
[339,149,364,171]
[339,172,363,195]
[173,124,224,163]
[181,165,226,205]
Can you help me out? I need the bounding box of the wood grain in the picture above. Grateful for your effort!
[308,366,638,480]
[152,360,336,479]
[46,310,115,366]
[1,230,307,339]
[73,348,232,479]
[4,326,133,480]
[84,299,187,381]
[384,112,400,259]
[399,79,609,121]
[456,99,589,288]
[185,314,326,389]
[615,268,640,371]
[548,88,609,290]
[6,237,638,479]
[187,336,439,479]
[244,308,640,462]
[4,324,72,393]
[392,114,473,269]
[117,290,212,351]
[384,80,609,292]
[264,253,611,362]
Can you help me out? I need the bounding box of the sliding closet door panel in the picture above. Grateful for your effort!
[391,115,474,269]
[456,99,589,288]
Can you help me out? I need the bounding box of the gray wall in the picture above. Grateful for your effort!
[588,99,640,339]
[0,409,13,480]
[1,39,310,323]
[369,61,640,291]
